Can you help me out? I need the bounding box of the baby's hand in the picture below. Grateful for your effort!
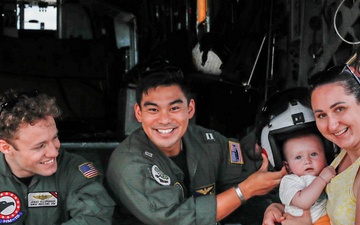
[319,166,336,183]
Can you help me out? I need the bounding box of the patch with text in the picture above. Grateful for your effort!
[151,165,171,186]
[0,191,23,223]
[28,192,58,207]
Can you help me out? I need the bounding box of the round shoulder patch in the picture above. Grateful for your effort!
[151,165,171,186]
[0,191,23,223]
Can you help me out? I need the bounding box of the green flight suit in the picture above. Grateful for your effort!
[106,124,261,225]
[0,149,114,225]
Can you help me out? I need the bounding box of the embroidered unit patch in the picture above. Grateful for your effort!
[79,162,99,178]
[0,191,23,223]
[229,141,244,164]
[151,165,171,186]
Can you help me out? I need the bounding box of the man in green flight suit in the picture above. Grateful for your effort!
[106,67,287,224]
[0,89,114,224]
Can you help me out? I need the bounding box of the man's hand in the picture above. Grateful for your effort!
[240,153,287,198]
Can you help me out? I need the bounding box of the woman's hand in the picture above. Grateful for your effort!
[281,210,312,225]
[262,204,312,225]
[262,203,285,225]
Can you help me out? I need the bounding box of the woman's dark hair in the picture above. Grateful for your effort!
[308,64,360,102]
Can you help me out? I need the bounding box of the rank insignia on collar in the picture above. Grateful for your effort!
[0,191,24,223]
[229,141,244,164]
[203,132,216,142]
[144,151,153,158]
[151,165,171,186]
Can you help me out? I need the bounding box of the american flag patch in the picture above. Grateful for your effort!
[78,162,99,178]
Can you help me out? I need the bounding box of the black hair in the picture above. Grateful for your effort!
[308,65,360,102]
[135,67,192,107]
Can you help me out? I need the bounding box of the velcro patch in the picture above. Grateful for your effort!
[78,162,99,178]
[151,165,171,186]
[0,191,23,223]
[28,192,58,207]
[229,141,244,164]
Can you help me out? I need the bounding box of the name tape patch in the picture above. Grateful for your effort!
[28,192,58,208]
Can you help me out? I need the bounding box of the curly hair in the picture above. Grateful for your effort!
[0,89,61,142]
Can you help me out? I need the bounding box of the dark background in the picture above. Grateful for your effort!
[1,0,359,140]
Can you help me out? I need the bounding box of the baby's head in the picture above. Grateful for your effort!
[282,133,327,176]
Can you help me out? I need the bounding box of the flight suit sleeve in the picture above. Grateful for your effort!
[106,151,217,225]
[58,154,115,225]
[62,181,115,225]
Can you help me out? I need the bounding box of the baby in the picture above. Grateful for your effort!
[279,133,336,225]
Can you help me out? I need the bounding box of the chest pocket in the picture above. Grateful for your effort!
[27,177,62,225]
